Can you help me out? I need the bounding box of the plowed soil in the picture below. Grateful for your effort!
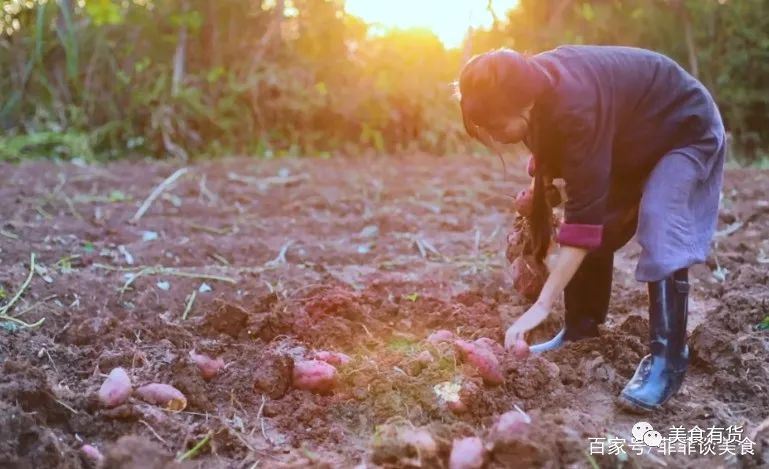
[1,155,767,468]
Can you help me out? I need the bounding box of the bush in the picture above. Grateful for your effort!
[1,0,767,163]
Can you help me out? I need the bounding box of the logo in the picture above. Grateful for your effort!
[632,421,663,447]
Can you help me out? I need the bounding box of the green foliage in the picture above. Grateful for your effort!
[0,132,94,161]
[404,292,420,302]
[386,336,419,355]
[0,0,469,160]
[108,191,130,202]
[84,0,123,26]
[1,0,768,162]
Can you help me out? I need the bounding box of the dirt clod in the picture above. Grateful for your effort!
[203,301,249,338]
[371,424,440,467]
[253,354,294,399]
[103,435,186,469]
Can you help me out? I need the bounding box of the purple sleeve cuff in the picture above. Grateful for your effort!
[557,223,603,249]
[527,156,536,177]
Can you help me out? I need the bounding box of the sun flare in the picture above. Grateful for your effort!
[344,0,520,49]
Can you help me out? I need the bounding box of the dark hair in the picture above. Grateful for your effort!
[530,170,553,262]
[458,49,546,130]
[457,49,553,262]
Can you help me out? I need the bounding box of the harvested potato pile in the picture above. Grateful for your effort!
[505,186,562,301]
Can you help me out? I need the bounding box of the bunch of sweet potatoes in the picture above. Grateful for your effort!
[506,185,562,301]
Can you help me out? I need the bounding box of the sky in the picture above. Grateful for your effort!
[344,0,520,49]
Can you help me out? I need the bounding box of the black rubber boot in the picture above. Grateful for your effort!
[531,252,613,353]
[619,268,690,412]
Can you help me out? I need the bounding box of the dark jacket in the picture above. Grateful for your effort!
[524,45,719,249]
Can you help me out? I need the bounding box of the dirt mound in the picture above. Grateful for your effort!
[689,264,769,411]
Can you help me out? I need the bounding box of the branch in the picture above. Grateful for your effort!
[486,0,500,28]
[130,167,190,223]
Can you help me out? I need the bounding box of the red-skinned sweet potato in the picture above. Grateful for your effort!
[473,337,505,357]
[189,350,225,381]
[136,383,187,411]
[427,329,456,346]
[400,427,438,460]
[81,444,105,464]
[510,255,547,301]
[449,437,486,469]
[447,380,481,414]
[314,351,352,366]
[490,409,532,443]
[513,188,533,218]
[512,339,530,360]
[506,229,527,260]
[292,359,337,393]
[446,398,467,413]
[98,367,132,408]
[453,340,504,385]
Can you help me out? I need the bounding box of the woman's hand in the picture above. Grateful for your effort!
[503,246,590,349]
[504,302,550,348]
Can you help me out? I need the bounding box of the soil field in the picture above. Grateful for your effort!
[0,155,768,468]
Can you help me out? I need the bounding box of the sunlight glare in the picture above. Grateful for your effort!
[344,0,519,49]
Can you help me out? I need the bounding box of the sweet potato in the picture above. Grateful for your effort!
[506,211,562,262]
[136,383,187,411]
[507,230,525,248]
[427,329,455,346]
[449,437,486,469]
[513,188,533,218]
[189,350,225,381]
[446,398,467,413]
[490,409,532,443]
[292,359,337,393]
[474,337,505,357]
[98,367,132,408]
[446,380,481,414]
[400,427,438,460]
[512,339,530,360]
[506,229,527,260]
[81,444,105,464]
[314,351,352,366]
[509,255,548,301]
[514,183,561,215]
[453,340,504,385]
